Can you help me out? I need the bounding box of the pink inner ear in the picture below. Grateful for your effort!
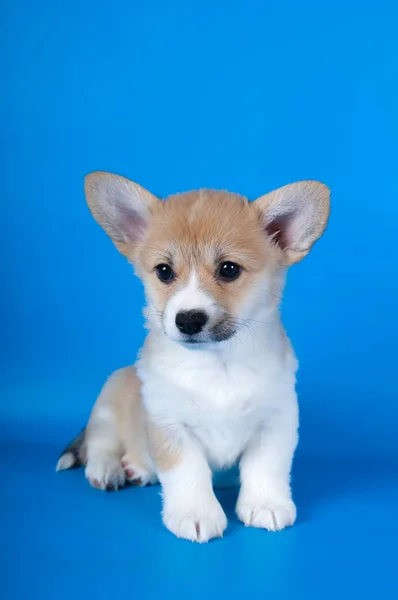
[115,203,148,243]
[265,212,295,250]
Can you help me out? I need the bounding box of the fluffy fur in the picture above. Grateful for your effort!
[57,173,330,542]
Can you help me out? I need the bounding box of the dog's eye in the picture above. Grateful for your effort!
[218,261,241,282]
[155,264,175,283]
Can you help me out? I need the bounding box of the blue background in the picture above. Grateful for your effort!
[1,1,397,598]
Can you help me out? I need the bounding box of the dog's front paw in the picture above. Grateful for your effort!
[163,497,227,543]
[237,494,296,531]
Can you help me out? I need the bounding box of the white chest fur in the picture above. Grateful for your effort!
[137,323,298,469]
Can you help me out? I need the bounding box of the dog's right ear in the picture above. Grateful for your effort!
[84,171,159,255]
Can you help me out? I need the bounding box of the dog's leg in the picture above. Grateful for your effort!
[84,371,126,490]
[116,369,158,487]
[236,402,298,531]
[147,422,227,542]
[85,367,156,490]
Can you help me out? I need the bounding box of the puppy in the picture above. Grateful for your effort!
[57,173,330,542]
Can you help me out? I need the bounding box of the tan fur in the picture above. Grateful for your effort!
[131,189,283,318]
[146,421,182,471]
[85,367,150,472]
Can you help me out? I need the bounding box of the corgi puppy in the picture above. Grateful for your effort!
[57,173,330,542]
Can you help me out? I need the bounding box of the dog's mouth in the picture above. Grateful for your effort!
[178,321,237,345]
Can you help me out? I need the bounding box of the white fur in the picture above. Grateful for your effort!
[160,440,227,542]
[85,455,126,490]
[56,452,75,472]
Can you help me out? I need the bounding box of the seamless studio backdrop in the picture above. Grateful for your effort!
[1,2,398,599]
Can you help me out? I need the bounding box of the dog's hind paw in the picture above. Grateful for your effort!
[121,456,158,487]
[85,456,126,491]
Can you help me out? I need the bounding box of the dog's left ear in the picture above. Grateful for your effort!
[253,181,330,264]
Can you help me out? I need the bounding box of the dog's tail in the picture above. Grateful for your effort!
[56,428,86,472]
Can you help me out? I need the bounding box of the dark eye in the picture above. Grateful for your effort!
[218,261,241,282]
[155,264,175,283]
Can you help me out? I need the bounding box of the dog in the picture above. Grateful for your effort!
[56,172,330,542]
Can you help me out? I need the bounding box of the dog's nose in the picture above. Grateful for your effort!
[175,310,209,336]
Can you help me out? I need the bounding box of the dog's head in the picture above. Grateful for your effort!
[85,173,330,345]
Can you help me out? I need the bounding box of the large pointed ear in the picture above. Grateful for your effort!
[253,180,330,264]
[84,171,159,255]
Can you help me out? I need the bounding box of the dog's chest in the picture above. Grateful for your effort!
[151,350,275,414]
[141,349,288,468]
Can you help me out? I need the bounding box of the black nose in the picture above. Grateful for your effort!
[175,310,209,336]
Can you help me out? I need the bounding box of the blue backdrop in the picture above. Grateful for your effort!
[1,1,397,599]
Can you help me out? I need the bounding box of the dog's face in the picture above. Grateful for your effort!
[85,173,330,345]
